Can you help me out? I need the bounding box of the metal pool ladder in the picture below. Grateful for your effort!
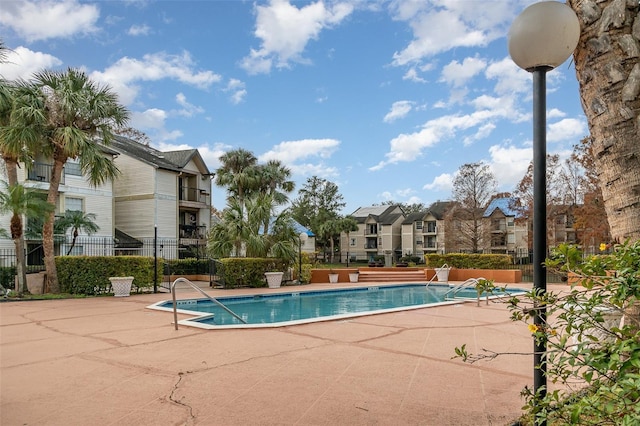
[443,277,486,299]
[171,277,246,330]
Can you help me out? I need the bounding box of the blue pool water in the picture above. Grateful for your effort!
[149,283,526,329]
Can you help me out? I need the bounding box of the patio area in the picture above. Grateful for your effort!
[0,281,557,425]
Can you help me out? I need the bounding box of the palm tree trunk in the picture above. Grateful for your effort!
[43,157,64,293]
[3,158,28,293]
[569,0,640,243]
[569,0,640,332]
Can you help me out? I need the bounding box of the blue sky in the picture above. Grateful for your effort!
[0,0,587,215]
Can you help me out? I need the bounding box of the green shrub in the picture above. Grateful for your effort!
[455,240,640,425]
[399,255,422,264]
[0,266,16,289]
[56,256,163,295]
[425,253,512,269]
[220,257,289,288]
[164,258,210,275]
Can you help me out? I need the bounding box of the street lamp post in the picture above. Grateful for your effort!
[298,232,308,283]
[508,2,579,424]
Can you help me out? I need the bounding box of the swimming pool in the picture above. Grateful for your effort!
[149,283,526,329]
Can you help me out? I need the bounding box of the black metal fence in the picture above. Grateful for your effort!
[0,236,213,291]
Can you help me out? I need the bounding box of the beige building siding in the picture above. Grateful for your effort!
[113,155,156,197]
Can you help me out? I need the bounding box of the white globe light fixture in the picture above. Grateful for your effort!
[508,1,580,71]
[507,2,580,423]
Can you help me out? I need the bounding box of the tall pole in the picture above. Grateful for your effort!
[298,237,303,283]
[532,67,549,424]
[153,224,158,293]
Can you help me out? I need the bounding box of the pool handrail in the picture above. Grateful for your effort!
[425,263,451,288]
[443,277,486,299]
[171,277,247,330]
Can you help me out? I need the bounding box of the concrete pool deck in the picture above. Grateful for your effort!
[1,281,564,425]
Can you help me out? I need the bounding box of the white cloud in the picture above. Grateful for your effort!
[372,102,522,170]
[383,100,414,123]
[130,108,167,130]
[390,1,517,66]
[241,0,353,74]
[487,144,532,190]
[423,173,453,192]
[174,93,204,117]
[0,46,62,80]
[0,0,99,42]
[440,56,487,87]
[485,57,531,96]
[224,79,247,104]
[547,118,588,143]
[547,108,566,119]
[90,51,222,105]
[127,24,151,36]
[402,67,426,83]
[259,138,340,164]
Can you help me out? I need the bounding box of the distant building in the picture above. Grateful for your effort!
[340,205,405,263]
[482,197,529,259]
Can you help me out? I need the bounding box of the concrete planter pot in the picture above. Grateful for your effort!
[265,272,284,288]
[109,276,134,297]
[434,266,451,282]
[328,273,339,283]
[349,273,359,283]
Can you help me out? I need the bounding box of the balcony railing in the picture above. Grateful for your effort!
[179,187,209,204]
[27,162,65,185]
[179,225,207,240]
[364,243,378,250]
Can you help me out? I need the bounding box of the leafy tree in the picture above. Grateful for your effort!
[56,210,99,255]
[215,148,258,208]
[207,193,296,262]
[0,181,53,293]
[212,149,296,261]
[513,154,566,250]
[290,176,345,259]
[338,216,358,263]
[9,68,128,293]
[253,159,294,236]
[380,200,425,214]
[452,162,496,253]
[570,137,611,252]
[0,42,43,292]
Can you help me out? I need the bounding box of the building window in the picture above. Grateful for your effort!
[416,221,423,230]
[416,239,423,246]
[65,197,83,212]
[426,221,436,233]
[65,160,82,176]
[350,238,356,247]
[426,236,436,248]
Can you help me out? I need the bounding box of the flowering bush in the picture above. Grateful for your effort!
[454,240,640,425]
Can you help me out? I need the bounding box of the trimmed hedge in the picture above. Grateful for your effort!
[56,256,163,295]
[425,253,512,269]
[221,257,289,288]
[0,266,16,289]
[164,258,210,275]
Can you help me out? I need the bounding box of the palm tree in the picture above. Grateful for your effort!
[215,148,258,210]
[567,1,639,242]
[338,216,359,264]
[11,68,128,292]
[1,48,49,291]
[56,210,99,255]
[254,160,295,236]
[0,181,53,294]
